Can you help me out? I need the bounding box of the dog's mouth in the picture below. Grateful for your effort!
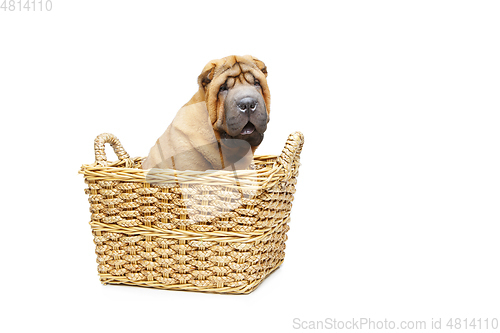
[240,122,255,135]
[220,121,264,147]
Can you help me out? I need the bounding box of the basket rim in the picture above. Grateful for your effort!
[80,132,304,189]
[80,155,288,189]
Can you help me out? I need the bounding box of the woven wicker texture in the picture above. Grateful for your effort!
[80,131,304,294]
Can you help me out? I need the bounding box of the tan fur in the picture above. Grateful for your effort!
[142,55,270,171]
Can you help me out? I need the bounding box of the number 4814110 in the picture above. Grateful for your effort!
[446,318,499,330]
[1,0,53,11]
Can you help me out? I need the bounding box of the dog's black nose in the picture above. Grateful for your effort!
[237,97,258,112]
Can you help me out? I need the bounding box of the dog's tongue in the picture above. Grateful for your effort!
[241,122,255,135]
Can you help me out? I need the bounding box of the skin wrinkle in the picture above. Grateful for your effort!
[208,65,244,121]
[212,57,232,82]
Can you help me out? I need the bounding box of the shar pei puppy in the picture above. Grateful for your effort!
[142,55,271,171]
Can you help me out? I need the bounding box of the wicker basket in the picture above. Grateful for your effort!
[79,131,304,294]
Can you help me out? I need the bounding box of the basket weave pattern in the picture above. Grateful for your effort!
[80,132,304,294]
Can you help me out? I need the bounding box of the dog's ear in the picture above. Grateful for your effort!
[198,63,216,89]
[252,58,268,77]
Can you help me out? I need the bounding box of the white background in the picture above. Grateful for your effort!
[1,1,499,332]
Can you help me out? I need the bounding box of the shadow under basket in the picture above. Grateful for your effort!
[79,132,304,294]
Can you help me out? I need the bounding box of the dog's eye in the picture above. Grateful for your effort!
[219,83,228,93]
[254,80,261,88]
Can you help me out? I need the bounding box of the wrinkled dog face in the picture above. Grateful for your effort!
[199,56,270,148]
[219,72,267,146]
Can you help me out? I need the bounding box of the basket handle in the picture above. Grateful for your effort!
[276,131,305,181]
[94,133,133,167]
